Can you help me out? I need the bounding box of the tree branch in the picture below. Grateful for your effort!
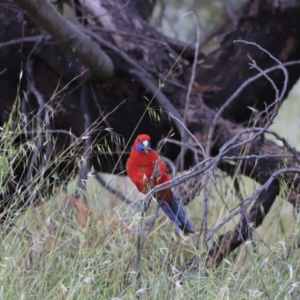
[13,0,114,80]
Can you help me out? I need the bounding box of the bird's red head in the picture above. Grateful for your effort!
[133,134,151,153]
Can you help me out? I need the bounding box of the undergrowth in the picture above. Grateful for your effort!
[0,183,300,299]
[0,74,300,299]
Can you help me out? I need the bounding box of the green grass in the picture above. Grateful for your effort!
[1,71,300,299]
[1,162,300,300]
[1,190,300,299]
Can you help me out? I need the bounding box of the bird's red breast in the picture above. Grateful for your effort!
[126,134,173,202]
[126,134,195,235]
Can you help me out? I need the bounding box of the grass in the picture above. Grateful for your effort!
[1,192,300,299]
[1,166,300,299]
[1,71,300,299]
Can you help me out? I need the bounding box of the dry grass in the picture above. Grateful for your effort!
[1,78,300,299]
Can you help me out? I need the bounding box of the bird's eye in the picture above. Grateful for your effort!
[137,139,141,142]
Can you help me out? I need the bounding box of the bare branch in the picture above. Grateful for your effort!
[13,0,114,80]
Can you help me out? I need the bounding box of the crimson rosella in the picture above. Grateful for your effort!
[126,134,194,235]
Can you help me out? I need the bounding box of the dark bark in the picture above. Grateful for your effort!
[12,0,113,79]
[195,0,300,123]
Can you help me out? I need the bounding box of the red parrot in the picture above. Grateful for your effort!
[126,134,194,235]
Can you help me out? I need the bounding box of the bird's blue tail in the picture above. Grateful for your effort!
[160,196,194,235]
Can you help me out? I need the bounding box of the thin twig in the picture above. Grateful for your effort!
[224,0,238,29]
[0,35,51,48]
[75,85,92,201]
[206,167,300,242]
[206,41,291,153]
[92,171,132,205]
[177,12,202,169]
